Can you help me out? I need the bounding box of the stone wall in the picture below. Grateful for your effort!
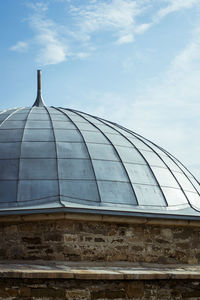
[0,215,198,264]
[0,278,200,299]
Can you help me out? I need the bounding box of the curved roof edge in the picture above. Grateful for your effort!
[1,205,200,220]
[0,105,200,220]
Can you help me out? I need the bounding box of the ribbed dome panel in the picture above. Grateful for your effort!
[0,106,200,219]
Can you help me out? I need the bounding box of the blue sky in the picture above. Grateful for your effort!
[1,0,200,180]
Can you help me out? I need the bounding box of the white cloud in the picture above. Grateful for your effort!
[75,52,91,59]
[134,23,152,34]
[36,42,66,65]
[70,0,150,45]
[10,41,29,53]
[10,2,68,66]
[156,0,200,20]
[171,30,200,73]
[10,0,200,64]
[70,0,199,46]
[117,34,134,44]
[26,2,48,13]
[30,14,68,65]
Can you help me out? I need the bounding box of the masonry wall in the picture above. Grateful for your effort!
[0,278,200,299]
[0,215,198,264]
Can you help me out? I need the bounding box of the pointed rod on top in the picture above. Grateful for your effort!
[32,70,46,107]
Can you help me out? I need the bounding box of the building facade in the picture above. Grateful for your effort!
[0,72,200,299]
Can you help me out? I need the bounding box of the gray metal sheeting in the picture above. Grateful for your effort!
[0,106,200,219]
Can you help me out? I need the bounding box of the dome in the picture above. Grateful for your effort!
[0,70,200,220]
[1,104,200,219]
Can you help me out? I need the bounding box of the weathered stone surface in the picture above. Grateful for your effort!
[160,228,173,239]
[22,237,42,245]
[19,287,31,297]
[5,288,18,297]
[91,289,126,299]
[0,279,200,299]
[0,218,199,264]
[66,289,90,300]
[1,261,200,281]
[31,287,65,298]
[125,282,144,298]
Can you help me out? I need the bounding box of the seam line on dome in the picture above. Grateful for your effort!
[0,108,26,117]
[116,123,200,196]
[0,107,26,129]
[65,108,139,206]
[73,109,169,208]
[98,120,177,207]
[44,106,64,208]
[112,122,194,209]
[52,107,102,204]
[16,107,34,203]
[155,147,200,202]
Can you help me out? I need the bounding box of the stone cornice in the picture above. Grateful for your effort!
[0,212,200,227]
[0,261,200,280]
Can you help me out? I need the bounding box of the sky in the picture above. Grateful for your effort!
[1,0,200,180]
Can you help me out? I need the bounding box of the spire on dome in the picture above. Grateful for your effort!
[33,70,46,107]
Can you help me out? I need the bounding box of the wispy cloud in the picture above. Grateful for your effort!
[70,0,151,45]
[10,1,68,65]
[30,14,68,65]
[69,0,199,45]
[156,0,200,20]
[10,41,29,53]
[10,0,200,65]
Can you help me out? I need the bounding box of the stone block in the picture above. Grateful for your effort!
[44,234,63,242]
[94,238,105,243]
[22,237,41,244]
[19,287,31,297]
[125,282,144,298]
[31,288,65,298]
[108,229,117,236]
[0,288,8,297]
[4,225,18,235]
[84,236,93,242]
[5,288,18,297]
[160,228,173,239]
[64,234,78,243]
[66,289,90,300]
[188,256,198,264]
[91,290,126,299]
[174,229,190,240]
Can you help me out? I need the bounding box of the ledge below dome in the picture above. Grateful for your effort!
[0,200,200,220]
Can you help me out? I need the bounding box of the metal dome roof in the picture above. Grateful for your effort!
[0,104,200,219]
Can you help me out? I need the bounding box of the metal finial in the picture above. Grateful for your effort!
[32,70,46,107]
